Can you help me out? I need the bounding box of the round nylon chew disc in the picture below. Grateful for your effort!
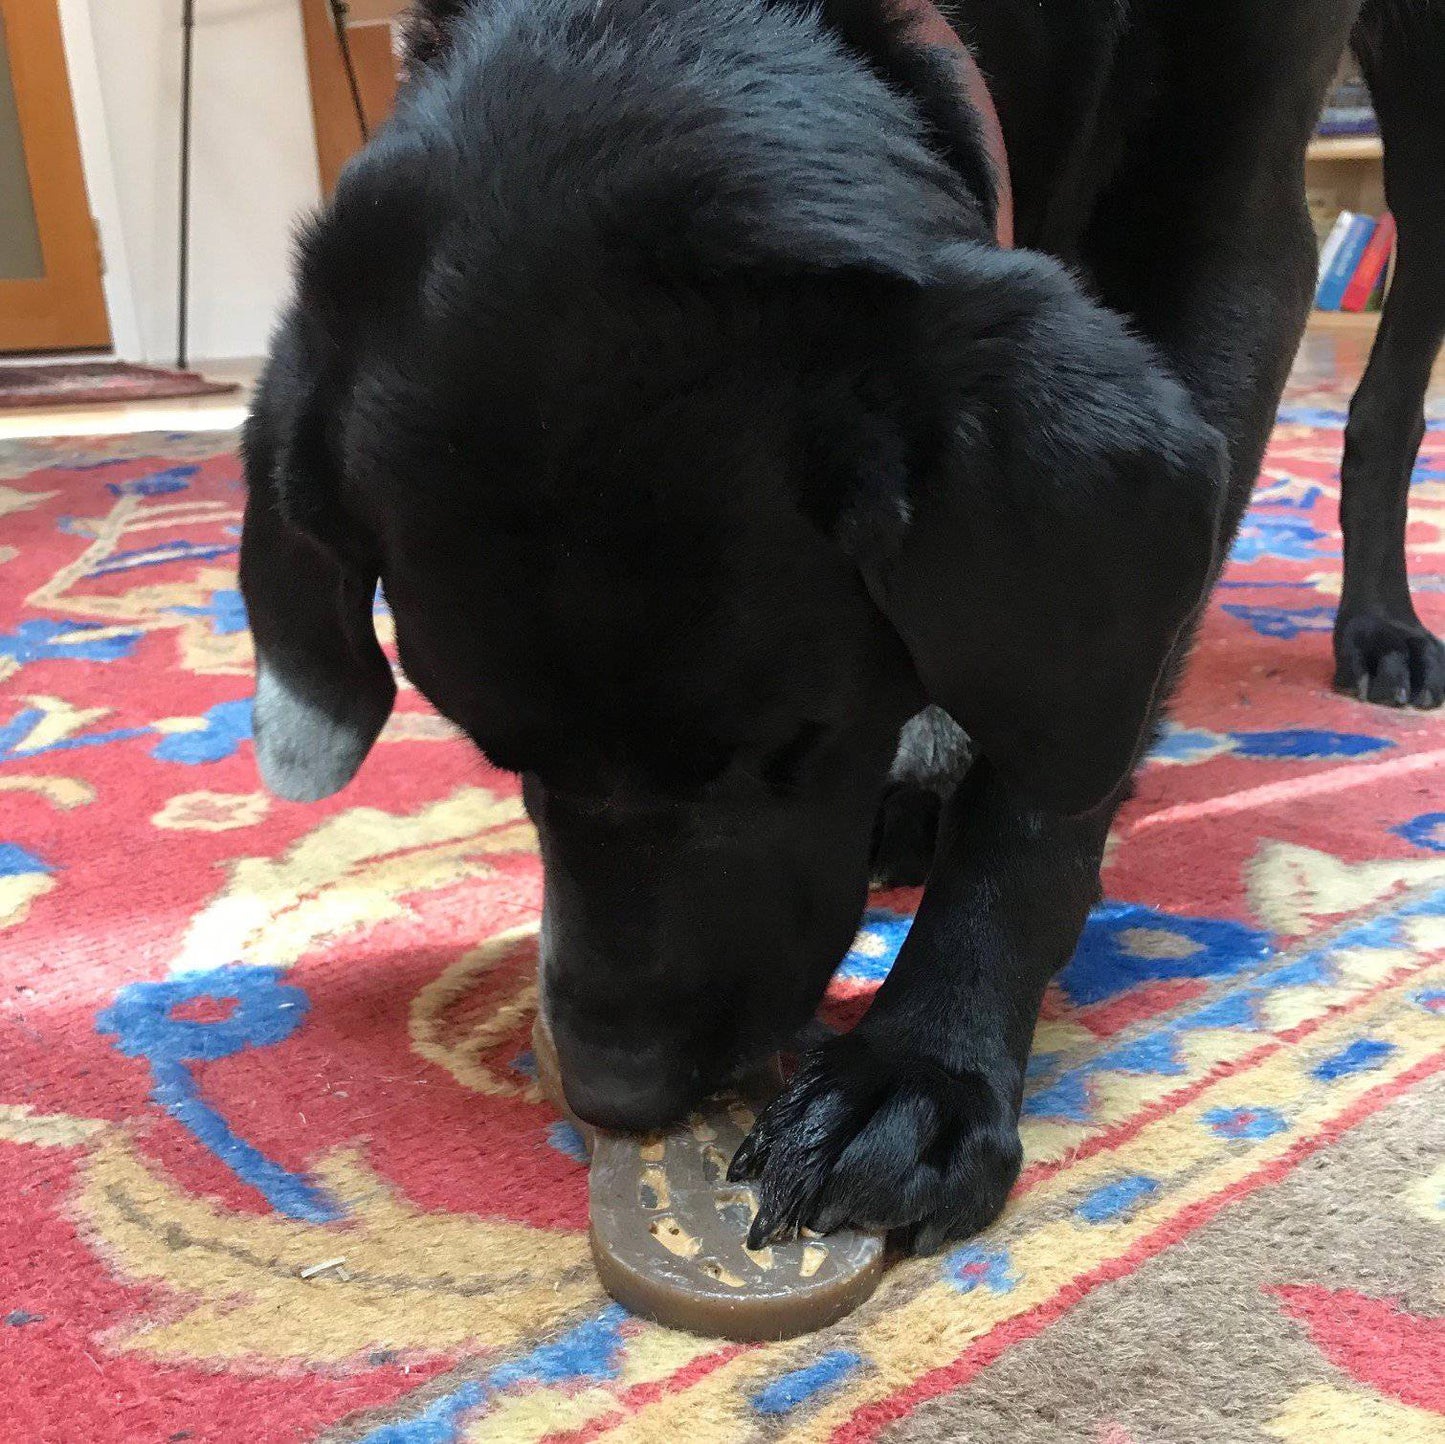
[532,1014,885,1341]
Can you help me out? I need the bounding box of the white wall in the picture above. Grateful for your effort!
[63,0,321,363]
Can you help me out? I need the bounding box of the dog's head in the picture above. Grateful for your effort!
[241,0,1225,1126]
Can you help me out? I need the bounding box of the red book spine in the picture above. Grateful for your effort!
[1341,213,1396,312]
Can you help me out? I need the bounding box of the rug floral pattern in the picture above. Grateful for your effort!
[1,390,1442,1442]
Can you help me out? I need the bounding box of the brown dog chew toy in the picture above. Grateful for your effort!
[532,1014,885,1341]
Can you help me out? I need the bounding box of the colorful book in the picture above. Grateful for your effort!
[1317,54,1377,137]
[1315,211,1355,295]
[1316,109,1378,137]
[1341,213,1396,312]
[1315,212,1376,310]
[1379,237,1399,308]
[1366,236,1400,312]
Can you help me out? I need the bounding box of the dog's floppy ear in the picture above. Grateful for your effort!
[239,316,395,803]
[401,0,473,71]
[856,243,1227,816]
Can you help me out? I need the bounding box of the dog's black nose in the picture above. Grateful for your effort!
[554,1033,701,1132]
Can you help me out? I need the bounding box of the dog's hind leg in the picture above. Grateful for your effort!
[1333,0,1445,708]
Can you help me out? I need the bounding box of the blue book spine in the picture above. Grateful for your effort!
[1316,113,1378,137]
[1315,213,1377,310]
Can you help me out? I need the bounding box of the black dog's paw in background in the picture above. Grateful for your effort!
[1329,0,1445,713]
[730,1028,1023,1256]
[1334,611,1445,709]
[870,707,972,888]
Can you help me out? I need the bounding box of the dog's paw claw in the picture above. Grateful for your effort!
[726,1130,764,1184]
[1335,613,1445,710]
[736,1032,1021,1255]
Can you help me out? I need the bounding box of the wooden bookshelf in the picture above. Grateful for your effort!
[1307,135,1384,164]
[1308,309,1382,334]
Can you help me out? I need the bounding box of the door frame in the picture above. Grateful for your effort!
[41,0,141,358]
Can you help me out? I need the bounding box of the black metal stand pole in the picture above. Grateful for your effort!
[177,0,196,369]
[173,2,365,369]
[329,1,370,144]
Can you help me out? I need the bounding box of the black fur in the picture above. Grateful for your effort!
[241,0,1397,1252]
[1334,0,1445,707]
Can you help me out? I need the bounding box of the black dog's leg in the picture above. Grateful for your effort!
[735,758,1109,1254]
[870,706,972,888]
[1333,1,1445,708]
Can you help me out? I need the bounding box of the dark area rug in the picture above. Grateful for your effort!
[0,361,237,410]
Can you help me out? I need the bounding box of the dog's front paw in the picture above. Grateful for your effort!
[1334,611,1445,708]
[729,1030,1022,1256]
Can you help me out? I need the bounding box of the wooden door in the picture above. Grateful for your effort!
[300,0,403,198]
[0,0,109,353]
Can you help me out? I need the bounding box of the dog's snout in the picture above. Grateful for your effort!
[554,1031,701,1131]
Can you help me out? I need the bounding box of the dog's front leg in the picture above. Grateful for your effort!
[732,757,1112,1255]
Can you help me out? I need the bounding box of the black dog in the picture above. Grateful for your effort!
[240,0,1424,1255]
[1335,6,1445,708]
